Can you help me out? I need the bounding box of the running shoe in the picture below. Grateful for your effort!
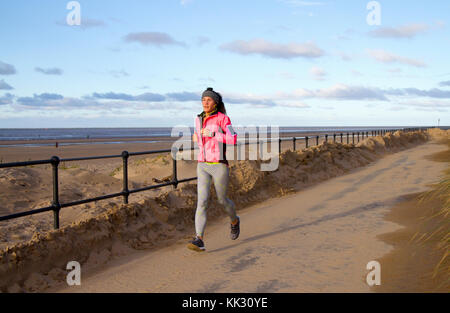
[230,216,240,240]
[187,236,206,252]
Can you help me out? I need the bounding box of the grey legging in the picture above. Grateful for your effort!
[195,162,237,237]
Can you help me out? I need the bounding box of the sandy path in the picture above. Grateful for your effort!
[53,140,449,293]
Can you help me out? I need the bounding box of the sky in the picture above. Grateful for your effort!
[0,0,449,128]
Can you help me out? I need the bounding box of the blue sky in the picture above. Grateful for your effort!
[0,0,449,128]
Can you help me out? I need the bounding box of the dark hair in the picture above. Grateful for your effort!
[214,91,227,114]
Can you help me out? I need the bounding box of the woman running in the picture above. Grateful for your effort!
[188,87,240,252]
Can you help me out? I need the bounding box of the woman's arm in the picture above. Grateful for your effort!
[215,115,237,145]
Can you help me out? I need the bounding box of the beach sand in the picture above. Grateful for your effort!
[0,128,447,292]
[0,131,353,247]
[49,129,448,293]
[373,136,450,292]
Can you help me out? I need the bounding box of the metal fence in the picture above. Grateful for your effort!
[0,127,431,229]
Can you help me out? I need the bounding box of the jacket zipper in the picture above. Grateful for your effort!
[200,113,216,163]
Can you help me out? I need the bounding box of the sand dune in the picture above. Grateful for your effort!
[0,128,447,292]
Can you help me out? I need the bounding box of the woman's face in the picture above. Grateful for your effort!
[202,96,216,113]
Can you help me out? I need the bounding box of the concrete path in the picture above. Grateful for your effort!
[54,140,448,292]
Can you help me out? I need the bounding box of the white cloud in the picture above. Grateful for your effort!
[396,99,450,112]
[109,69,129,78]
[337,52,354,61]
[35,67,63,75]
[195,36,210,46]
[275,84,387,101]
[123,32,187,47]
[368,23,429,39]
[0,93,14,105]
[314,84,388,101]
[220,39,324,59]
[310,66,327,81]
[0,61,16,75]
[13,85,450,114]
[278,101,310,108]
[0,79,13,90]
[367,49,426,68]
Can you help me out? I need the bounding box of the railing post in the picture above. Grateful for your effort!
[340,133,343,143]
[325,134,328,143]
[316,135,319,146]
[51,156,61,229]
[305,136,309,148]
[357,132,360,142]
[279,138,282,156]
[293,137,296,151]
[346,133,349,144]
[121,151,129,204]
[333,133,336,143]
[352,133,354,144]
[171,147,178,189]
[259,138,263,160]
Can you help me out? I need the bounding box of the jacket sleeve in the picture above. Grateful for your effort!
[193,131,198,142]
[194,117,202,143]
[215,115,237,145]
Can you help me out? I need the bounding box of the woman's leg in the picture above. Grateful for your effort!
[195,162,212,238]
[207,163,238,223]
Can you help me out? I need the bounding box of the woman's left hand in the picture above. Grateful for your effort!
[201,128,215,137]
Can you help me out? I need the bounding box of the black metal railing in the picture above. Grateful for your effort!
[0,127,431,229]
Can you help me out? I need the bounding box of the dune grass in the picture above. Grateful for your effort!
[415,137,450,289]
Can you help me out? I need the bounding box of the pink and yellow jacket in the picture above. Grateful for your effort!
[194,110,237,166]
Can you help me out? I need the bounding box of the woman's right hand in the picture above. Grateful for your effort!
[192,133,197,142]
